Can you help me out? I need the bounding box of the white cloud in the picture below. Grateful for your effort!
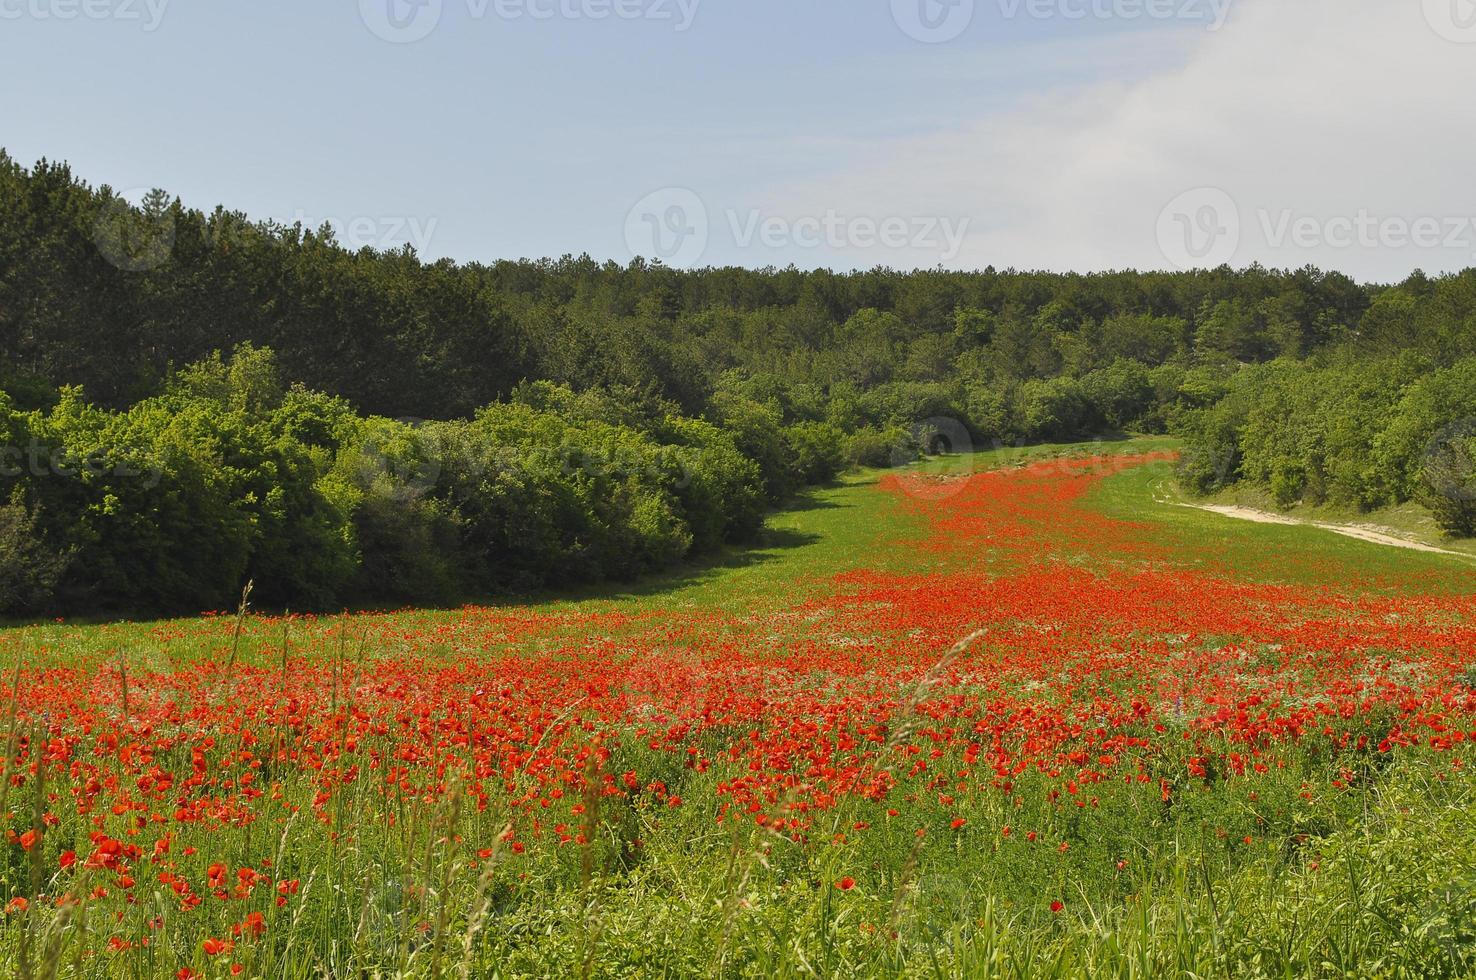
[758,0,1476,279]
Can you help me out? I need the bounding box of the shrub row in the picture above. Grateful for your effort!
[1178,355,1476,534]
[0,349,806,616]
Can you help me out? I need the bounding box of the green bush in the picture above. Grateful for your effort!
[1179,355,1476,532]
[429,406,694,589]
[783,421,845,485]
[1080,359,1154,431]
[1269,459,1306,508]
[1372,358,1476,503]
[1176,373,1258,494]
[1421,427,1476,536]
[660,417,766,548]
[0,351,801,614]
[844,425,916,469]
[1018,377,1091,441]
[963,384,1010,443]
[708,393,797,502]
[0,494,70,615]
[854,381,961,430]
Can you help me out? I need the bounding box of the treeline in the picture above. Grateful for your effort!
[2,151,1476,613]
[0,346,839,615]
[1180,355,1476,534]
[0,151,1402,420]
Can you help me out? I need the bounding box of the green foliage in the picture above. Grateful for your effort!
[169,341,286,415]
[0,493,69,613]
[13,152,1465,432]
[1179,355,1476,535]
[1098,311,1187,366]
[444,402,696,585]
[0,352,774,615]
[854,381,962,432]
[783,421,845,486]
[1080,359,1154,431]
[845,426,915,468]
[657,416,766,549]
[1374,359,1476,504]
[1421,425,1476,536]
[6,151,1476,602]
[1018,376,1091,441]
[708,393,797,503]
[1176,369,1262,494]
[1269,459,1306,508]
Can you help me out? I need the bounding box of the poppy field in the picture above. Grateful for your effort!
[3,439,1476,978]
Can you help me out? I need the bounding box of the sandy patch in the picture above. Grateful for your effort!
[1194,504,1300,527]
[1184,503,1469,557]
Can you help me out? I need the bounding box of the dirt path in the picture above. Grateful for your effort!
[1185,503,1471,557]
[1142,476,1473,558]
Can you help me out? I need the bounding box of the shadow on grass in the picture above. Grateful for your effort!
[524,503,835,607]
[2,486,849,630]
[778,491,844,514]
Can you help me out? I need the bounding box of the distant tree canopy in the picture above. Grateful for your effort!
[2,150,1475,615]
[5,150,1437,419]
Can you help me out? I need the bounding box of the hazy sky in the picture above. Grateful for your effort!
[5,0,1475,279]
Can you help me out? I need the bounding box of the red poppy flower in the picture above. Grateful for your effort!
[203,937,234,955]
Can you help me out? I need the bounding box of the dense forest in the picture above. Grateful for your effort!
[2,151,1475,615]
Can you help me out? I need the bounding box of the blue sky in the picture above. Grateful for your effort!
[4,1,1474,278]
